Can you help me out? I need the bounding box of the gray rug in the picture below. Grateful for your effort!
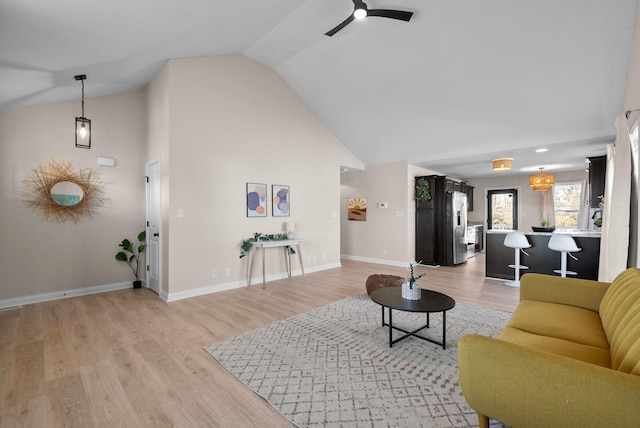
[205,292,511,427]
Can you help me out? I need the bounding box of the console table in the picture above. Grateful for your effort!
[246,239,305,288]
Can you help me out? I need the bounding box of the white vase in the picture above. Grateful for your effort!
[401,282,421,300]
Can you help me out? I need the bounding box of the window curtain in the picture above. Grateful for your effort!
[598,115,632,282]
[577,179,589,230]
[541,190,555,227]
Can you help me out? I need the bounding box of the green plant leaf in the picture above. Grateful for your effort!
[416,178,432,202]
[115,252,128,261]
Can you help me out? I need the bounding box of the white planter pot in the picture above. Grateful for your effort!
[401,282,421,300]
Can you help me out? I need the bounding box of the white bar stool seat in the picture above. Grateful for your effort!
[503,232,531,287]
[548,235,581,278]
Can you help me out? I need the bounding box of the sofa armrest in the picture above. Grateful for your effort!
[519,273,610,311]
[458,334,640,427]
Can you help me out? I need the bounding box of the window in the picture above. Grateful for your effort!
[487,189,518,230]
[553,182,582,229]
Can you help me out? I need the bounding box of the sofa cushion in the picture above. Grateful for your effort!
[600,267,640,375]
[504,300,610,350]
[499,327,611,368]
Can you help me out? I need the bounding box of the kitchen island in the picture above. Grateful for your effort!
[486,230,601,281]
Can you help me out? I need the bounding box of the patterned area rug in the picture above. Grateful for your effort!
[205,292,511,427]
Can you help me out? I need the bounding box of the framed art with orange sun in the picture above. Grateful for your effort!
[348,197,367,221]
[246,182,267,217]
[272,184,290,217]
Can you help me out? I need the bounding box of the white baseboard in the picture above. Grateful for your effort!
[340,254,409,267]
[340,255,441,269]
[165,262,342,303]
[0,281,136,310]
[1,262,345,309]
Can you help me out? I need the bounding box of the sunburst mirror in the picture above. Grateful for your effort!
[22,159,106,223]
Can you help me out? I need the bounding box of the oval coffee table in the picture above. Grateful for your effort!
[369,286,456,349]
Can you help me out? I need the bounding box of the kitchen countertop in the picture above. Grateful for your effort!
[485,231,601,280]
[486,229,601,238]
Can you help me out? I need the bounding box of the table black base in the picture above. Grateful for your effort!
[381,306,447,349]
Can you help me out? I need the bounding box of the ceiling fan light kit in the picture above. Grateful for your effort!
[354,7,367,20]
[325,0,414,36]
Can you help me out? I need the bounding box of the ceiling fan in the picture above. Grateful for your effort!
[325,0,414,37]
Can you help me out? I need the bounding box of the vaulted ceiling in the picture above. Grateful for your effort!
[1,0,637,178]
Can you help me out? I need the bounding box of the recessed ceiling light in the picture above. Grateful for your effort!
[536,148,549,153]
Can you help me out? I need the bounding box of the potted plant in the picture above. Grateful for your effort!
[239,232,292,258]
[415,177,432,203]
[115,231,147,288]
[532,218,555,233]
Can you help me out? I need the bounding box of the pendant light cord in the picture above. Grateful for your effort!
[81,79,85,118]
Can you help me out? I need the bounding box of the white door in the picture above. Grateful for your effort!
[146,159,161,294]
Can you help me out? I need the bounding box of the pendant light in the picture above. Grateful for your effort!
[492,158,512,171]
[74,74,91,149]
[529,167,555,191]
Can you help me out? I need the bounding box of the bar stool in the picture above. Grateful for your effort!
[548,235,581,278]
[504,232,531,287]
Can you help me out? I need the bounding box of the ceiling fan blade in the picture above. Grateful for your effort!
[367,9,413,21]
[325,15,355,36]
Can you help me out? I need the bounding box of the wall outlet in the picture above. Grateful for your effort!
[382,249,388,256]
[178,208,185,218]
[211,269,217,278]
[225,268,231,276]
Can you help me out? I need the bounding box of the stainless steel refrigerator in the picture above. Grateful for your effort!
[445,191,468,265]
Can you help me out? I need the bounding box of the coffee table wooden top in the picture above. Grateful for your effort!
[370,286,456,313]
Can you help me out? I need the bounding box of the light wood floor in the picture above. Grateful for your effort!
[0,255,518,427]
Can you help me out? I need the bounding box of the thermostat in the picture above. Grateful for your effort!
[97,157,116,167]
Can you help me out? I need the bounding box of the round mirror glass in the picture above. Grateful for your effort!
[50,181,84,206]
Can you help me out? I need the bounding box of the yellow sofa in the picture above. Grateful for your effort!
[458,267,640,428]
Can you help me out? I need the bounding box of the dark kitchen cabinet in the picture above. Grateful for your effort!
[415,176,442,265]
[415,175,468,265]
[588,155,606,207]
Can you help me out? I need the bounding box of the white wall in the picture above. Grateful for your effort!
[623,2,640,267]
[146,61,171,297]
[340,161,435,265]
[0,54,363,306]
[0,91,147,304]
[146,55,363,299]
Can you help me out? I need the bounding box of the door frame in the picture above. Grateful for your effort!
[485,186,521,231]
[146,157,162,297]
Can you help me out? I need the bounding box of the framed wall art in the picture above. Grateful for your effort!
[272,184,290,217]
[348,197,367,221]
[246,182,267,217]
